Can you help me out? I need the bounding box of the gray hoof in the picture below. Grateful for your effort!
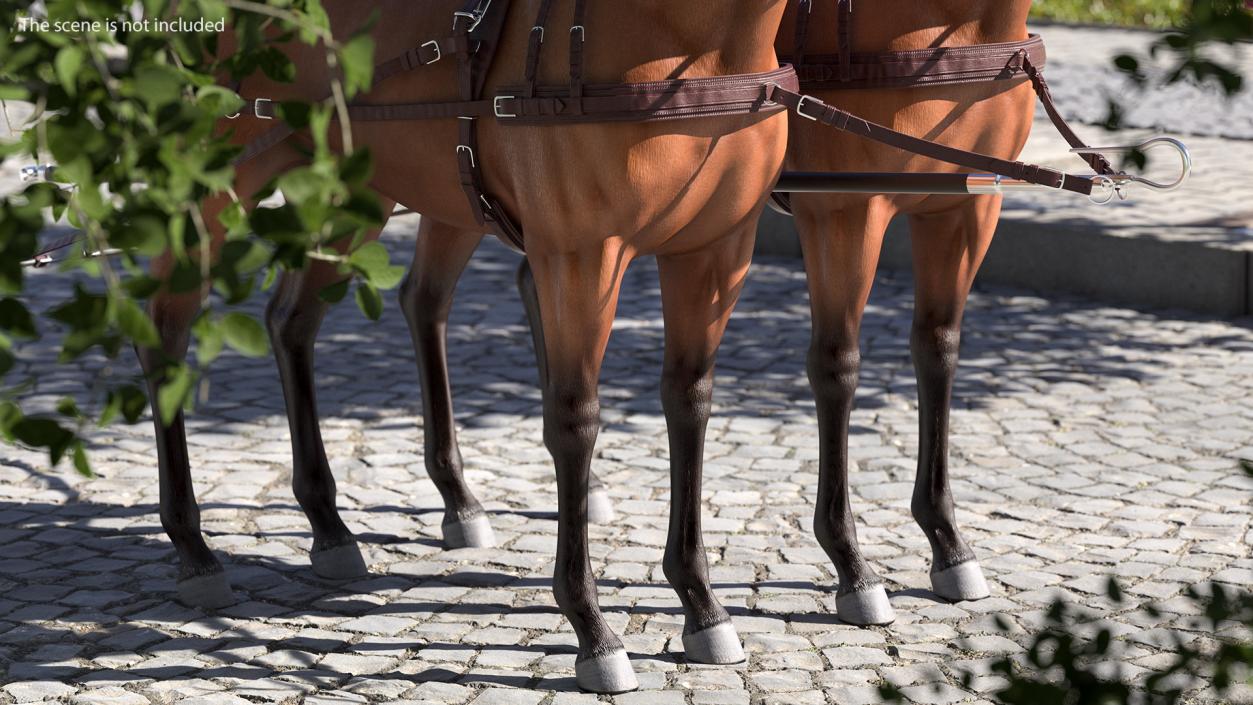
[310,542,368,579]
[575,649,638,694]
[682,622,745,664]
[177,571,236,609]
[587,489,615,524]
[442,514,496,549]
[836,583,896,625]
[931,560,991,601]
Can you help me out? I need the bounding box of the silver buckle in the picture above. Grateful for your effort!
[421,40,441,65]
[456,145,476,168]
[254,98,273,120]
[453,0,492,31]
[795,95,820,120]
[531,26,544,43]
[494,96,517,119]
[570,25,585,41]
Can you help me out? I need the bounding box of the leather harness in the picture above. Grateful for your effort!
[229,0,1122,251]
[231,0,798,251]
[769,0,1116,213]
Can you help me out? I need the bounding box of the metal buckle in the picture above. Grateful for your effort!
[494,96,517,119]
[421,40,441,65]
[531,26,544,43]
[456,144,476,168]
[453,0,492,32]
[795,95,821,120]
[254,98,273,120]
[570,25,585,41]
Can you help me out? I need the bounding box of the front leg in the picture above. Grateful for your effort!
[907,202,1000,602]
[528,245,638,694]
[654,229,758,665]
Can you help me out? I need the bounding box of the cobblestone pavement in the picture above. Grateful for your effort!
[2,219,1252,704]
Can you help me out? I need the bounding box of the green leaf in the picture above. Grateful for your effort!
[72,443,93,478]
[157,364,194,426]
[12,417,75,463]
[349,241,405,290]
[55,46,84,96]
[192,314,225,367]
[355,282,383,320]
[132,64,184,109]
[115,298,161,348]
[220,312,269,357]
[318,279,350,303]
[339,34,375,99]
[0,298,38,338]
[99,384,148,426]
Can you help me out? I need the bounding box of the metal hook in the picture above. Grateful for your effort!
[1071,136,1192,193]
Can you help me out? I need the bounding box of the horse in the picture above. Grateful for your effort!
[395,0,1042,625]
[771,0,1041,623]
[137,0,791,693]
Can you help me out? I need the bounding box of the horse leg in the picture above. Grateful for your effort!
[655,227,757,664]
[796,200,896,625]
[907,200,999,602]
[398,218,495,548]
[528,246,637,694]
[267,198,394,578]
[516,259,615,524]
[139,233,233,608]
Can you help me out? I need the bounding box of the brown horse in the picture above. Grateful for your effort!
[137,0,789,693]
[772,0,1037,623]
[398,0,1039,625]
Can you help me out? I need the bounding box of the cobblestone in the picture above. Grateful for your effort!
[2,225,1249,702]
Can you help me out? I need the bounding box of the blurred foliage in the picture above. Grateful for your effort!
[882,462,1253,704]
[883,578,1252,704]
[0,0,400,473]
[1031,0,1190,29]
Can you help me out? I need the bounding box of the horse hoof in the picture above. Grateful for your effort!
[683,622,745,664]
[575,649,638,694]
[931,560,991,602]
[836,584,896,625]
[310,541,368,579]
[177,571,236,609]
[442,514,496,549]
[587,489,615,524]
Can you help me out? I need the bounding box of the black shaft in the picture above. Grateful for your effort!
[775,172,973,194]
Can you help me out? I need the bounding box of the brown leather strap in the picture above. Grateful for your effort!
[837,0,852,82]
[770,84,1095,195]
[794,0,813,69]
[495,66,798,124]
[374,37,458,84]
[524,0,557,97]
[1022,54,1114,176]
[782,34,1049,90]
[569,0,588,115]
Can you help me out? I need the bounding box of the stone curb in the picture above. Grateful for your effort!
[757,209,1253,318]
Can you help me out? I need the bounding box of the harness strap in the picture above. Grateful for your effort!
[782,34,1049,90]
[524,0,557,98]
[794,0,813,69]
[569,0,588,114]
[1023,55,1115,176]
[341,67,796,124]
[769,84,1096,196]
[837,0,851,82]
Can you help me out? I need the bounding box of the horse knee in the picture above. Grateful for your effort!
[398,275,451,329]
[807,340,860,402]
[910,321,961,377]
[660,362,714,419]
[265,297,320,353]
[543,385,600,456]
